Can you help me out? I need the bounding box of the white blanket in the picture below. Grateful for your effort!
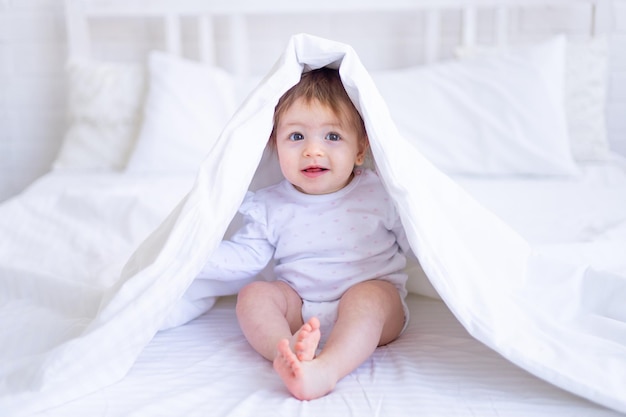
[1,34,625,415]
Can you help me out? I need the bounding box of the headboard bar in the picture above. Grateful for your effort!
[65,0,90,58]
[64,0,608,72]
[164,14,182,56]
[424,10,441,64]
[461,7,477,47]
[591,1,611,36]
[198,15,216,65]
[495,6,509,47]
[228,14,250,79]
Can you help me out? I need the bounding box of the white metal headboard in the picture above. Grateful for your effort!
[64,0,610,75]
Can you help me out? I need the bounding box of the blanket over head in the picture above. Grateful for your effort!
[1,34,625,415]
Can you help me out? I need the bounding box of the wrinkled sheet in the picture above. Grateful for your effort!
[0,172,194,414]
[34,295,624,417]
[1,34,625,415]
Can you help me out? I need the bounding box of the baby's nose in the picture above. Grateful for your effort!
[303,140,324,157]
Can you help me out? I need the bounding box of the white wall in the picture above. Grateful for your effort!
[1,0,67,201]
[1,0,626,202]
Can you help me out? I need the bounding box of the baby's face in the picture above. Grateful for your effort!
[274,97,366,195]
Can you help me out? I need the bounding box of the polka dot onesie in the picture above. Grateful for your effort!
[199,169,410,331]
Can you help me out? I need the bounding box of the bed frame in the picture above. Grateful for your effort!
[65,0,609,78]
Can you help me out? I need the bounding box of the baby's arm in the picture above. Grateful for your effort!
[196,219,274,281]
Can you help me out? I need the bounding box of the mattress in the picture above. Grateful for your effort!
[33,294,620,417]
[30,157,626,417]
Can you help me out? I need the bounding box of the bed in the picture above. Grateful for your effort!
[1,0,625,416]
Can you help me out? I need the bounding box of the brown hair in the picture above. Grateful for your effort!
[269,67,368,148]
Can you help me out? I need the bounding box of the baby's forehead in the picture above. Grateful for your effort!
[280,100,350,128]
[291,96,354,118]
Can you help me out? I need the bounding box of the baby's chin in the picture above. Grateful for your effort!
[293,184,329,195]
[293,182,349,195]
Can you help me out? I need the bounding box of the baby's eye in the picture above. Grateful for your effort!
[289,132,304,141]
[325,132,341,142]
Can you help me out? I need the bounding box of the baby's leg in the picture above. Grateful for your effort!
[273,279,405,400]
[236,280,304,361]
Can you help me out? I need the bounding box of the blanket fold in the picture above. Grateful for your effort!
[1,33,625,415]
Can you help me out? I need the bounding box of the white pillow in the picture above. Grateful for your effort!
[53,60,146,170]
[125,51,237,173]
[372,35,579,176]
[456,36,610,162]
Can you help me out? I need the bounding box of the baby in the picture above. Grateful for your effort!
[198,67,409,400]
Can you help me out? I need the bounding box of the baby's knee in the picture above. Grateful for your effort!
[236,281,273,310]
[342,280,402,311]
[237,280,265,299]
[236,280,299,312]
[346,279,398,297]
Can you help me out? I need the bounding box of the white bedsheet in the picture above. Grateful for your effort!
[456,157,626,244]
[455,156,626,276]
[34,295,623,417]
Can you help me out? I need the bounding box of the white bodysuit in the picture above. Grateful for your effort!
[198,168,410,336]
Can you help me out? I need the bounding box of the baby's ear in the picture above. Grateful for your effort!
[355,140,369,166]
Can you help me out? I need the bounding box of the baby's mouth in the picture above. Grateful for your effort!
[303,166,327,173]
[302,166,328,177]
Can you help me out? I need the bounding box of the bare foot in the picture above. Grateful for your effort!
[273,339,337,400]
[292,317,320,361]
